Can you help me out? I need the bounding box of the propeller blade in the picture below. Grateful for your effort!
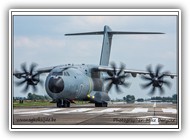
[125,73,130,78]
[32,85,37,92]
[158,86,165,94]
[158,71,170,80]
[147,65,152,73]
[110,62,117,75]
[146,65,154,78]
[141,81,153,89]
[149,86,156,95]
[22,84,29,93]
[106,82,113,92]
[155,65,163,77]
[115,84,122,93]
[15,79,27,86]
[104,77,113,81]
[107,71,113,77]
[122,82,131,88]
[32,73,40,82]
[21,63,27,74]
[160,80,171,88]
[141,75,153,81]
[118,75,127,79]
[117,63,125,76]
[30,63,37,75]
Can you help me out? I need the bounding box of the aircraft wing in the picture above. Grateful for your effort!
[96,66,177,79]
[13,66,54,79]
[13,64,76,79]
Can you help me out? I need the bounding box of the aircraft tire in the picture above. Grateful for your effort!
[95,102,107,107]
[56,99,70,108]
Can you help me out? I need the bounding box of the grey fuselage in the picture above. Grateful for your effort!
[45,64,110,103]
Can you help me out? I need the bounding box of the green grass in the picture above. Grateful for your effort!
[13,100,89,108]
[13,100,53,108]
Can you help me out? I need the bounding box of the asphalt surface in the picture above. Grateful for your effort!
[13,102,178,126]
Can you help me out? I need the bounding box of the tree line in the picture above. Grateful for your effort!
[13,93,51,101]
[123,94,177,103]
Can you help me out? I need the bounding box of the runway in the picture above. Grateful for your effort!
[13,102,178,125]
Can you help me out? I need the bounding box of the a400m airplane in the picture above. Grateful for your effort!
[13,25,177,107]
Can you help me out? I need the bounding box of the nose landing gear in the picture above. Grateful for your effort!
[56,99,70,107]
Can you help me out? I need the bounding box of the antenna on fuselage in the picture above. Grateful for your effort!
[65,25,164,66]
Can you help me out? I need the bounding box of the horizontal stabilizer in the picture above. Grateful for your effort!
[109,31,164,34]
[65,31,104,36]
[65,25,165,66]
[65,31,164,36]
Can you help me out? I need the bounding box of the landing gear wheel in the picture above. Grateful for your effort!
[56,99,70,108]
[95,102,107,107]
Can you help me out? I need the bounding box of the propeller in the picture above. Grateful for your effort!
[141,64,171,95]
[14,63,43,93]
[104,62,130,93]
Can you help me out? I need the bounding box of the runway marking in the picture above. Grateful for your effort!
[162,108,177,114]
[153,102,156,107]
[54,108,94,114]
[87,108,121,113]
[121,108,148,113]
[14,107,177,116]
[14,108,64,115]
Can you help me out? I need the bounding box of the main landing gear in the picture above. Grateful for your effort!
[57,99,70,108]
[95,102,107,107]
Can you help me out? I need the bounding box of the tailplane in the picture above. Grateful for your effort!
[65,25,164,66]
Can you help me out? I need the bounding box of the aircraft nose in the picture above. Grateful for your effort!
[48,76,64,93]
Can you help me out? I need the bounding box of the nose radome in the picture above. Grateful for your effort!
[48,77,64,93]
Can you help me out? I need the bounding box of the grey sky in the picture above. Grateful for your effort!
[13,14,178,99]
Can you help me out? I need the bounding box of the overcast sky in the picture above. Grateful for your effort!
[13,12,178,99]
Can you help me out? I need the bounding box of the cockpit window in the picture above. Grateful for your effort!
[52,71,63,75]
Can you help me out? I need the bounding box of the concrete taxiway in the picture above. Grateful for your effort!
[13,102,178,125]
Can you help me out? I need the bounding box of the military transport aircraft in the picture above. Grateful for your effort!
[13,25,177,107]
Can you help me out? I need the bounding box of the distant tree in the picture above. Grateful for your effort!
[126,95,135,103]
[27,93,34,100]
[27,93,51,101]
[172,94,177,100]
[172,94,177,103]
[123,97,126,101]
[136,98,144,102]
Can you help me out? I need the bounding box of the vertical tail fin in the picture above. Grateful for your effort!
[99,26,113,66]
[65,25,164,66]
